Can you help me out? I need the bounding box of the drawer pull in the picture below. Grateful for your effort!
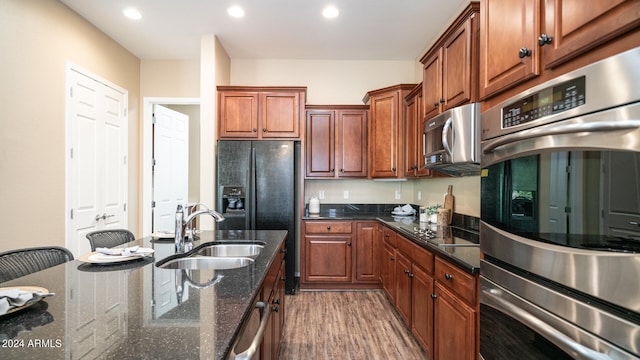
[444,273,454,280]
[404,269,410,274]
[431,293,437,300]
[390,256,395,261]
[408,273,414,278]
[327,226,331,231]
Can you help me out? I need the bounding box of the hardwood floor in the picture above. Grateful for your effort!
[279,290,428,360]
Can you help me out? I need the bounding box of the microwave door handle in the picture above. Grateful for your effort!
[442,117,454,156]
[483,120,640,154]
[482,287,611,360]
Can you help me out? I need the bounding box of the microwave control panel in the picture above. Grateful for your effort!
[502,76,586,129]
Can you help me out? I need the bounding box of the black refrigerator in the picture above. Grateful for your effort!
[216,140,299,294]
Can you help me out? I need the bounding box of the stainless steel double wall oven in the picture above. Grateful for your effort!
[480,47,640,359]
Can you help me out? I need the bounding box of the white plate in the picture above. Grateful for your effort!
[391,210,414,216]
[78,250,154,264]
[0,286,50,317]
[151,231,174,239]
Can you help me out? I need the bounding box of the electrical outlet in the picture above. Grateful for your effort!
[343,190,349,199]
[418,191,422,200]
[319,190,325,199]
[395,190,401,200]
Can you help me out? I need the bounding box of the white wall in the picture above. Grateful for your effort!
[231,59,421,104]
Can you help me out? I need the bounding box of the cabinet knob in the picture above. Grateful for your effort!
[444,273,454,280]
[347,242,352,247]
[273,298,280,305]
[439,98,445,104]
[408,273,414,278]
[518,47,532,58]
[390,256,395,261]
[391,167,396,172]
[538,34,553,46]
[339,168,343,173]
[404,269,410,274]
[262,128,267,132]
[431,293,437,300]
[272,305,279,312]
[253,128,257,132]
[433,102,439,108]
[331,168,335,173]
[327,226,331,231]
[280,276,286,282]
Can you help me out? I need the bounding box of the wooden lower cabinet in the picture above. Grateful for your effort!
[262,243,286,360]
[434,283,476,360]
[301,220,380,289]
[382,229,477,360]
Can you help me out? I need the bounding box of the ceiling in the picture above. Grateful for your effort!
[60,0,469,61]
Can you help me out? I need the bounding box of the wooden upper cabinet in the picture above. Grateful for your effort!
[542,0,640,68]
[480,0,640,99]
[404,83,432,178]
[366,84,416,179]
[421,2,480,118]
[218,86,306,139]
[218,91,259,138]
[305,105,368,178]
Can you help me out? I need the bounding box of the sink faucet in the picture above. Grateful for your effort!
[175,204,225,253]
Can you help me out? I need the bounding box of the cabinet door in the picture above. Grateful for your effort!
[404,91,420,178]
[369,92,400,178]
[394,251,412,326]
[354,222,379,282]
[260,92,301,138]
[442,15,475,110]
[381,240,396,304]
[336,110,368,177]
[219,91,259,138]
[434,283,477,360]
[304,235,352,283]
[423,49,443,121]
[543,0,640,68]
[305,110,335,177]
[411,265,434,359]
[480,0,540,98]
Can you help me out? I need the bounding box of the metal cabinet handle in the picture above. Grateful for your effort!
[391,167,396,172]
[408,273,414,278]
[252,128,257,132]
[630,221,640,226]
[518,47,532,58]
[272,305,279,312]
[390,256,395,261]
[433,102,439,108]
[445,273,454,280]
[538,34,553,46]
[347,242,352,247]
[431,293,437,300]
[327,226,331,231]
[233,301,270,360]
[262,128,267,132]
[404,269,410,274]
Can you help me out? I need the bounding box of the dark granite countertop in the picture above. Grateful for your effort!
[0,230,286,360]
[304,204,480,274]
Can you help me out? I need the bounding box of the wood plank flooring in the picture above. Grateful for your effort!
[279,290,428,360]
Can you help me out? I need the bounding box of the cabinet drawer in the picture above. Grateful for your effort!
[304,221,352,234]
[435,256,477,305]
[397,234,434,274]
[382,226,397,248]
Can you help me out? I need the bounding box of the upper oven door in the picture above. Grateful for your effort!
[479,102,640,314]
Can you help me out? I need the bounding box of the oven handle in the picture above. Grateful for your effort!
[442,116,453,156]
[482,287,612,360]
[233,301,270,360]
[483,120,640,154]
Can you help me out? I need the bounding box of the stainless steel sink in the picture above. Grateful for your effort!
[157,256,254,270]
[196,244,264,257]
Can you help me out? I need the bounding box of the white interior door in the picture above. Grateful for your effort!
[66,66,128,257]
[152,105,189,232]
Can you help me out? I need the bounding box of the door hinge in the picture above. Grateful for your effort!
[124,108,127,117]
[152,114,156,124]
[152,158,156,167]
[566,165,571,173]
[123,203,127,212]
[69,87,73,98]
[565,206,572,213]
[70,148,74,159]
[124,155,127,165]
[70,208,74,219]
[151,201,156,208]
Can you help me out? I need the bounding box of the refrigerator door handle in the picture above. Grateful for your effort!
[248,146,256,230]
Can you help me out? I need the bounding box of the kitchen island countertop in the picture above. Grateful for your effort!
[0,230,286,360]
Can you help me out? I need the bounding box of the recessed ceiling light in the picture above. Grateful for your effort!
[322,6,339,19]
[227,6,245,18]
[123,7,142,20]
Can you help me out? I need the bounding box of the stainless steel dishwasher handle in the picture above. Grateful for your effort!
[482,287,611,360]
[234,301,270,360]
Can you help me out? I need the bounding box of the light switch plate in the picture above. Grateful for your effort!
[395,190,401,199]
[343,190,349,199]
[319,190,325,199]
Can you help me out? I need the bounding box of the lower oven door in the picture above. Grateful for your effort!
[480,261,639,360]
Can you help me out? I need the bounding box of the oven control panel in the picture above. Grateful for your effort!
[502,76,586,129]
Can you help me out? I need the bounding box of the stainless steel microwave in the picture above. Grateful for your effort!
[423,102,480,176]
